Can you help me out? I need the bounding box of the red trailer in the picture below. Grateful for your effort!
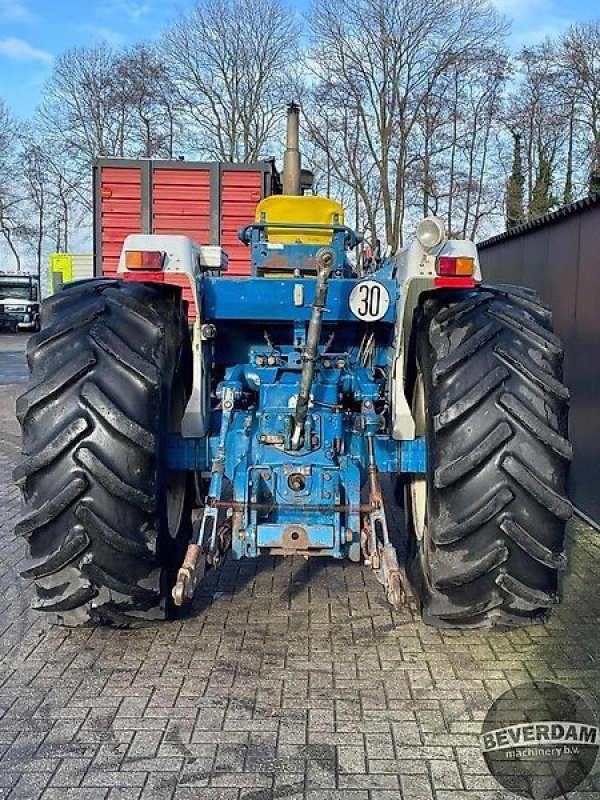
[93,158,280,310]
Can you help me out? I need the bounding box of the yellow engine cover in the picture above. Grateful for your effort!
[255,195,344,245]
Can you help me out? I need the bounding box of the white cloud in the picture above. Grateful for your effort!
[0,0,35,23]
[0,37,52,62]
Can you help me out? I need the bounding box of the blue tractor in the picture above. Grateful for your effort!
[15,105,572,628]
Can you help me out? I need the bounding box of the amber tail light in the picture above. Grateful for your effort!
[125,250,164,270]
[436,256,474,276]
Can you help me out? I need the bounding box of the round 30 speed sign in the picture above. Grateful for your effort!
[349,280,391,322]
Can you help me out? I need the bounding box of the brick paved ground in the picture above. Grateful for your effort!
[0,334,598,799]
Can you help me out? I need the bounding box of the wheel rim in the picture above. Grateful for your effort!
[167,376,187,538]
[410,371,427,542]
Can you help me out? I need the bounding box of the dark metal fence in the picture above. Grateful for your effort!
[478,195,600,527]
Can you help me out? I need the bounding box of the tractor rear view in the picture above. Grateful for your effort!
[14,104,572,628]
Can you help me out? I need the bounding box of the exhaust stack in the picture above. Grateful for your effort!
[282,102,302,196]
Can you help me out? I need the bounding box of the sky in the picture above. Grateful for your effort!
[0,0,195,117]
[0,0,598,119]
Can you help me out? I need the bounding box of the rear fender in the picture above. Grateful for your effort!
[117,234,225,438]
[389,221,482,440]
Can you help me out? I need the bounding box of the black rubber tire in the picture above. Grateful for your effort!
[14,278,193,626]
[405,284,572,628]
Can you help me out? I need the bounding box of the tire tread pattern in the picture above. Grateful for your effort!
[408,284,572,628]
[14,280,190,626]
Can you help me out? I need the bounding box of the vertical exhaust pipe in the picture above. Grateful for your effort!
[282,102,301,196]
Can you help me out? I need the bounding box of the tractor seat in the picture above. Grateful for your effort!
[255,195,345,245]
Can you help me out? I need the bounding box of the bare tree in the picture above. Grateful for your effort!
[163,0,300,161]
[21,141,48,274]
[403,45,507,238]
[40,44,127,169]
[3,0,594,262]
[560,23,600,194]
[306,0,507,250]
[513,43,565,218]
[0,100,26,270]
[39,43,183,164]
[115,45,184,159]
[454,51,508,238]
[37,40,189,222]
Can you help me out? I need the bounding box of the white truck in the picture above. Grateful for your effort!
[0,275,40,332]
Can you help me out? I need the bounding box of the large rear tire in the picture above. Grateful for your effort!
[14,279,193,626]
[405,285,572,628]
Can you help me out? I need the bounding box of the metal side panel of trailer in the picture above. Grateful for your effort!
[93,158,280,313]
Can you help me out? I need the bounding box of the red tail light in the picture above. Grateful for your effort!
[125,250,164,270]
[436,256,474,276]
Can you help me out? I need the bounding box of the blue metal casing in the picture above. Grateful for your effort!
[172,224,426,563]
[202,277,397,323]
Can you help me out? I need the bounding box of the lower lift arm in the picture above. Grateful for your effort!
[172,385,236,607]
[363,423,406,610]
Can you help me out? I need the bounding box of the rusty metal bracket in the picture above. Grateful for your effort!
[172,543,205,607]
[212,500,376,514]
[172,387,236,607]
[363,434,406,610]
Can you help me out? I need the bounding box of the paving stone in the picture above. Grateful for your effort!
[173,791,238,800]
[338,773,400,790]
[430,758,464,791]
[41,791,110,800]
[0,339,598,799]
[305,793,368,800]
[81,770,147,788]
[49,757,92,787]
[338,746,365,774]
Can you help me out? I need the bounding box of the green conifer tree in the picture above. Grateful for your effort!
[506,132,525,229]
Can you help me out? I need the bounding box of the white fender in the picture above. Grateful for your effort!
[389,218,482,440]
[118,234,228,438]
